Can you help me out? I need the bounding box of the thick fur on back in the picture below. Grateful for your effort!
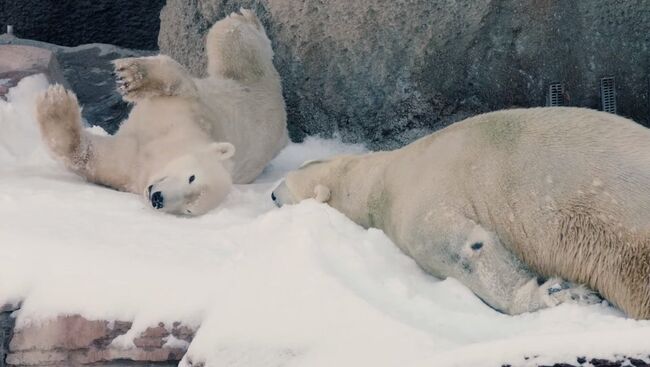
[469,108,650,319]
[443,108,650,318]
[552,206,650,318]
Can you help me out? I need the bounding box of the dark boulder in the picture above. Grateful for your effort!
[0,0,165,50]
[0,34,153,134]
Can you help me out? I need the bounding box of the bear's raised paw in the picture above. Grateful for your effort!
[113,56,198,102]
[114,58,149,101]
[36,85,83,159]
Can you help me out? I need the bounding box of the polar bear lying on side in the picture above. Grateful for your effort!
[273,107,650,319]
[36,9,288,216]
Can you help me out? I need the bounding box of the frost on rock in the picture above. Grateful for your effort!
[0,76,650,366]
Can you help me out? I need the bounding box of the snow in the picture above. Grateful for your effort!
[1,75,649,367]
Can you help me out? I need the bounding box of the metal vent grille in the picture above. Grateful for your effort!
[600,77,617,114]
[546,83,565,107]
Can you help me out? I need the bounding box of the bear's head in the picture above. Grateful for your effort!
[146,142,235,216]
[271,158,338,207]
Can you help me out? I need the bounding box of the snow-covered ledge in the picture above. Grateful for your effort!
[1,304,194,366]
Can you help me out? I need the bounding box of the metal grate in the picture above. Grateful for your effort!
[546,83,565,107]
[600,77,617,114]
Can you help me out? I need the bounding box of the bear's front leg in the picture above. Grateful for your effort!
[113,55,198,102]
[417,217,601,315]
[535,277,602,308]
[451,225,602,314]
[36,85,87,168]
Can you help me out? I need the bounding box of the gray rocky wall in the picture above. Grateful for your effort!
[159,0,650,149]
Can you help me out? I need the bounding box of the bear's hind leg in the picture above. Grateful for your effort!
[36,85,86,168]
[205,9,274,82]
[114,55,198,102]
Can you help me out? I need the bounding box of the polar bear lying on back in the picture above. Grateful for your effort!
[36,9,288,216]
[273,107,650,319]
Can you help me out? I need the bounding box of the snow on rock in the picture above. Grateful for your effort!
[7,316,191,365]
[0,44,68,99]
[0,75,650,367]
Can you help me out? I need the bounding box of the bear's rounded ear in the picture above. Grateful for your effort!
[313,184,331,203]
[209,142,235,160]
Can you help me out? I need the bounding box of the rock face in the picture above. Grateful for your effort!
[0,0,166,50]
[159,0,650,149]
[1,304,18,367]
[0,35,153,134]
[0,305,648,367]
[4,313,193,367]
[0,45,68,98]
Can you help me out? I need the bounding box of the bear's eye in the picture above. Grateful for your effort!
[189,175,196,184]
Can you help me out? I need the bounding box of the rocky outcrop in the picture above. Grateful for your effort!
[0,34,153,134]
[1,301,648,367]
[2,309,194,367]
[0,45,67,98]
[1,303,19,367]
[505,356,650,367]
[159,0,650,149]
[0,0,165,50]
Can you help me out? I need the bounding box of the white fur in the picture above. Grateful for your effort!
[274,107,650,318]
[36,10,288,215]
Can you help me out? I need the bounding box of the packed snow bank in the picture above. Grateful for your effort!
[0,75,649,367]
[0,74,53,168]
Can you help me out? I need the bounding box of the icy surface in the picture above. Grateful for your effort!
[0,75,649,367]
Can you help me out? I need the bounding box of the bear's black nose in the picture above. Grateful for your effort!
[271,192,277,201]
[151,191,164,209]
